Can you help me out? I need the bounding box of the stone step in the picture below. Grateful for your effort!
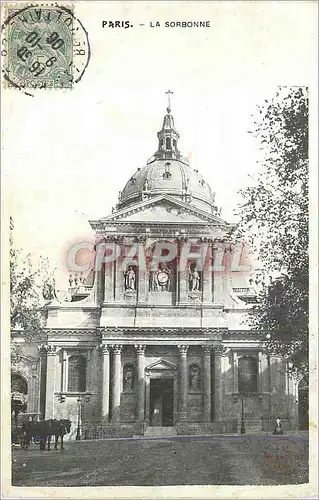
[242,420,262,433]
[144,426,177,437]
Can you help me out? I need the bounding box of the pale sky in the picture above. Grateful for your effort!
[3,1,317,287]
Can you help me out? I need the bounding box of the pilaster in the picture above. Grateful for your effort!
[202,345,212,421]
[202,242,213,303]
[135,344,146,422]
[213,345,226,421]
[45,345,57,419]
[101,344,110,420]
[178,345,189,421]
[111,344,122,422]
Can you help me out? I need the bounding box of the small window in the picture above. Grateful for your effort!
[163,162,172,179]
[238,356,257,394]
[173,139,177,148]
[68,355,87,392]
[166,137,171,149]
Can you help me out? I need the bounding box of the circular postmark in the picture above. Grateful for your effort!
[1,4,90,90]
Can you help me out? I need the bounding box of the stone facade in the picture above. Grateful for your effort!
[11,105,307,437]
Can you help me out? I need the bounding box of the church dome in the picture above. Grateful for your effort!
[117,101,218,215]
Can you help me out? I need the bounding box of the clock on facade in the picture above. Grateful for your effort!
[157,271,169,286]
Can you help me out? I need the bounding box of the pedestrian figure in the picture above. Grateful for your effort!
[273,416,284,435]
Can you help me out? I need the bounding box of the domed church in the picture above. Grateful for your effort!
[11,99,305,438]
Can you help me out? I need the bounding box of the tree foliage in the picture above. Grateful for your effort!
[236,87,308,377]
[10,234,56,342]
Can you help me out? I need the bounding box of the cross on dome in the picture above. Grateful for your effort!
[165,89,174,113]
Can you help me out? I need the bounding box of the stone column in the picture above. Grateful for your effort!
[38,345,47,419]
[233,350,239,393]
[101,345,110,421]
[114,237,125,302]
[178,345,189,421]
[30,363,38,413]
[137,239,147,302]
[202,243,213,303]
[111,344,122,422]
[213,345,225,421]
[202,346,212,421]
[62,348,68,392]
[178,239,188,303]
[135,344,146,421]
[104,246,115,302]
[45,345,57,419]
[212,242,225,304]
[257,351,263,394]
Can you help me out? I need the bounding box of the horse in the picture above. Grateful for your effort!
[20,419,71,450]
[47,419,72,450]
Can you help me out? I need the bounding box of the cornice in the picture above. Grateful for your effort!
[223,330,258,338]
[99,326,227,336]
[46,328,98,336]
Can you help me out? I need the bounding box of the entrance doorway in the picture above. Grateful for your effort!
[149,379,174,427]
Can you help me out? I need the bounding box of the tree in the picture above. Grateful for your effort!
[236,86,308,377]
[10,233,56,343]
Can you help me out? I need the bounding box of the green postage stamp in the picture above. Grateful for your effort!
[1,4,90,89]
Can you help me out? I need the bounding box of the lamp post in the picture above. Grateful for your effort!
[76,397,82,440]
[240,394,246,434]
[75,393,91,441]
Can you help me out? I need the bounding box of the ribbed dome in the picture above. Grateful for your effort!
[118,158,216,213]
[116,104,217,215]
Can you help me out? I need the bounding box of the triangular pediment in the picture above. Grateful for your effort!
[145,358,177,371]
[94,195,227,226]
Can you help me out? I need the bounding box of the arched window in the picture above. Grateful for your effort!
[123,363,134,392]
[166,137,171,149]
[238,356,257,394]
[11,373,28,395]
[68,355,87,392]
[189,364,201,391]
[11,373,28,413]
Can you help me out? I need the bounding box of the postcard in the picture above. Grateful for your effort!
[1,1,318,498]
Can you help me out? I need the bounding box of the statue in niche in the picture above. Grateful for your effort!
[149,270,159,291]
[143,179,149,191]
[124,266,136,290]
[42,280,57,301]
[189,264,200,291]
[123,366,134,391]
[189,365,201,391]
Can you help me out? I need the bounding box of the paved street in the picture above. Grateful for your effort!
[12,433,308,487]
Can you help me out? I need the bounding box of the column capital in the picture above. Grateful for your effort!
[108,235,124,244]
[202,345,212,355]
[100,344,110,355]
[112,344,122,354]
[46,345,58,355]
[134,344,146,355]
[178,345,189,355]
[134,235,147,244]
[37,344,48,355]
[199,237,213,244]
[214,345,227,356]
